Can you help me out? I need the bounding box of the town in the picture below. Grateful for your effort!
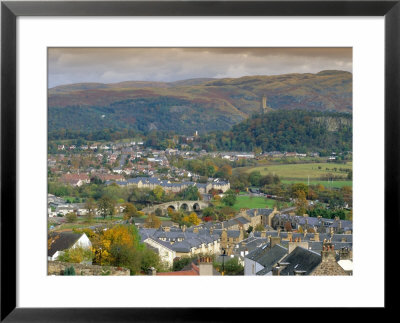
[48,136,353,276]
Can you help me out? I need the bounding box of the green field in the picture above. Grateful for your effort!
[281,180,352,188]
[240,162,352,188]
[232,195,277,211]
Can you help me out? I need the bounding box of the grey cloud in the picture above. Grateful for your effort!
[48,47,352,87]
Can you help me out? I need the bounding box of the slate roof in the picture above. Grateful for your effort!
[256,244,288,267]
[255,245,289,275]
[235,237,269,255]
[246,208,274,217]
[227,230,241,238]
[170,240,193,252]
[48,232,84,257]
[278,247,321,275]
[234,217,250,225]
[331,234,353,243]
[308,241,353,252]
[245,243,271,261]
[145,237,175,251]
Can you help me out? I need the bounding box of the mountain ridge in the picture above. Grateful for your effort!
[48,70,352,135]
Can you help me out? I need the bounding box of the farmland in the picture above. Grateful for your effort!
[238,162,352,188]
[232,195,278,211]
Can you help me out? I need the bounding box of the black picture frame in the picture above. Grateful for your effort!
[1,0,397,321]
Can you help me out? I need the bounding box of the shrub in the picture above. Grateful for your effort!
[63,266,76,275]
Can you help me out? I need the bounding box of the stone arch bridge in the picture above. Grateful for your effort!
[142,200,211,215]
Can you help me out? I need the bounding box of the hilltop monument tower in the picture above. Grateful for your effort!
[260,95,268,114]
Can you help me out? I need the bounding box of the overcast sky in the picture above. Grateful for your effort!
[48,47,352,88]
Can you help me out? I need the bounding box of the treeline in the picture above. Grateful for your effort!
[199,110,352,155]
[48,96,238,136]
[48,128,140,142]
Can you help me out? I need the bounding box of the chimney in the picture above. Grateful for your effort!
[261,230,267,238]
[269,236,281,249]
[209,227,214,235]
[198,257,213,276]
[182,225,186,232]
[193,227,199,234]
[277,228,281,236]
[314,232,320,242]
[288,240,309,254]
[294,270,307,276]
[321,241,336,262]
[287,232,293,241]
[273,262,290,276]
[163,226,170,232]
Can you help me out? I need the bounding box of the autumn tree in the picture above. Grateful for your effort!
[188,212,201,226]
[284,221,293,232]
[145,214,162,229]
[122,202,139,220]
[295,190,308,216]
[291,183,309,199]
[84,197,96,222]
[57,246,93,264]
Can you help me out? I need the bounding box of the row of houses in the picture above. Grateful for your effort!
[244,237,352,276]
[105,176,230,194]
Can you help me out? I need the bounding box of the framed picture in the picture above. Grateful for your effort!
[1,0,397,320]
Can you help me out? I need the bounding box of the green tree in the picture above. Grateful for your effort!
[152,186,165,202]
[98,196,116,219]
[65,212,77,223]
[214,257,244,275]
[140,248,164,272]
[180,186,200,201]
[222,189,237,206]
[249,171,262,187]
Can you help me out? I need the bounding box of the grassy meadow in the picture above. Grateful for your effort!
[232,195,277,211]
[239,162,352,188]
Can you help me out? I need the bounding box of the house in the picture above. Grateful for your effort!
[311,241,350,276]
[153,257,220,276]
[143,237,176,268]
[271,246,321,275]
[60,173,90,187]
[47,232,92,262]
[245,240,288,276]
[139,226,221,267]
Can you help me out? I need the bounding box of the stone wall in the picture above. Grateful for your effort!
[48,261,130,276]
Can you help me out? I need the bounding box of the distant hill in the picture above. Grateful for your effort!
[201,110,352,154]
[48,70,352,135]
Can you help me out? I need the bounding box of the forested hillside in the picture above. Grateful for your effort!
[48,70,352,136]
[200,110,352,154]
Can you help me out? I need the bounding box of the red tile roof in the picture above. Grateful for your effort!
[156,263,200,276]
